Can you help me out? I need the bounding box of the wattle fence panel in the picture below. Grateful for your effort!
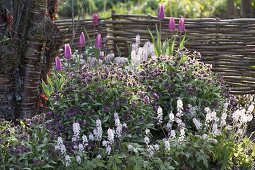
[55,13,255,95]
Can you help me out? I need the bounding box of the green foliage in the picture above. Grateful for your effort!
[213,132,255,169]
[0,120,59,169]
[58,0,228,19]
[164,134,215,169]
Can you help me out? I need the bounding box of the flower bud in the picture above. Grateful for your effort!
[64,43,72,60]
[95,34,102,49]
[79,32,85,48]
[55,57,62,71]
[168,17,175,32]
[178,17,185,32]
[157,4,165,20]
[92,13,99,26]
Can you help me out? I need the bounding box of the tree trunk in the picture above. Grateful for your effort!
[0,0,61,120]
[241,0,252,17]
[227,0,235,18]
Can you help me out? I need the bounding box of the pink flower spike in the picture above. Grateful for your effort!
[64,43,72,60]
[92,13,99,26]
[79,32,86,48]
[157,4,165,20]
[95,34,102,49]
[178,17,185,32]
[55,57,62,71]
[168,17,175,32]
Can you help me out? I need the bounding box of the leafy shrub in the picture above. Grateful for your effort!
[0,118,60,169]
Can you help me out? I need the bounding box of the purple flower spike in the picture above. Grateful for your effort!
[55,57,62,71]
[157,4,165,20]
[95,34,102,49]
[178,17,185,32]
[168,17,175,32]
[64,43,72,60]
[79,32,85,48]
[92,13,99,26]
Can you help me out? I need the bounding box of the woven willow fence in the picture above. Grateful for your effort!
[56,13,255,95]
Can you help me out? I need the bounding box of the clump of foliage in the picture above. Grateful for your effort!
[58,0,227,19]
[0,117,60,169]
[45,44,229,141]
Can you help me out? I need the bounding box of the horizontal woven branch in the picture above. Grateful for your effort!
[55,14,255,95]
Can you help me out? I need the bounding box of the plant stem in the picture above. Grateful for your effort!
[71,0,75,45]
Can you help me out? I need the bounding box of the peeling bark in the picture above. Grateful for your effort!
[0,0,61,119]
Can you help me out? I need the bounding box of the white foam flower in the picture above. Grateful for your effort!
[60,144,66,155]
[192,118,201,130]
[169,111,175,122]
[232,109,241,122]
[164,140,170,150]
[166,122,172,131]
[107,128,115,144]
[220,120,226,127]
[94,119,103,141]
[115,124,123,138]
[211,111,217,121]
[82,135,88,146]
[96,119,102,127]
[76,155,81,164]
[205,111,212,123]
[145,128,150,135]
[241,108,246,115]
[131,50,140,65]
[226,125,232,130]
[144,136,150,145]
[65,155,71,167]
[157,106,163,124]
[122,122,128,128]
[147,145,155,157]
[57,137,63,145]
[136,34,140,45]
[72,136,77,142]
[170,130,176,138]
[212,123,219,135]
[56,137,66,155]
[175,117,182,125]
[96,155,102,159]
[204,107,211,113]
[89,132,95,141]
[224,103,229,110]
[247,114,253,122]
[114,112,119,119]
[106,145,111,155]
[202,134,208,140]
[176,98,183,116]
[180,128,185,137]
[247,104,254,113]
[102,140,108,146]
[154,144,160,151]
[221,112,227,121]
[114,112,122,138]
[78,143,84,152]
[237,128,243,135]
[188,104,197,116]
[179,127,186,141]
[240,113,253,124]
[142,47,148,61]
[73,122,81,137]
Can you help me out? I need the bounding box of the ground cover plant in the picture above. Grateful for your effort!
[0,3,255,170]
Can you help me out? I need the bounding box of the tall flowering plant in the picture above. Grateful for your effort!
[148,3,187,58]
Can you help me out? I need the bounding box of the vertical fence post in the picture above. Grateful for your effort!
[214,18,220,70]
[241,0,252,17]
[227,0,235,18]
[111,10,116,54]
